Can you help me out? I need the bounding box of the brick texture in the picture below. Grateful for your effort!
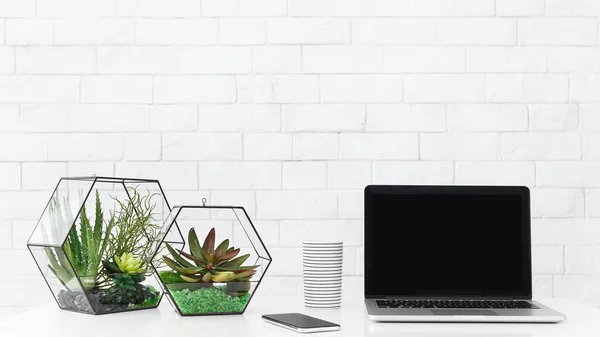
[0,0,599,319]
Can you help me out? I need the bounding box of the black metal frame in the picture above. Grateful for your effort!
[151,205,273,317]
[26,176,179,315]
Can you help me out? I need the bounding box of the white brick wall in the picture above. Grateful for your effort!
[1,0,600,319]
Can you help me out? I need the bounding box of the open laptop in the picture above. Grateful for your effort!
[364,185,565,323]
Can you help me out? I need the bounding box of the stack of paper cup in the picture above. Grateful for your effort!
[302,241,343,308]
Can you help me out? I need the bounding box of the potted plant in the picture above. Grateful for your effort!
[158,227,261,315]
[28,177,172,314]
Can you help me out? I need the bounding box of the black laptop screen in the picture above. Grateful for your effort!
[365,186,531,299]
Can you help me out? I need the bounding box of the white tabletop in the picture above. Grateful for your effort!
[1,295,599,336]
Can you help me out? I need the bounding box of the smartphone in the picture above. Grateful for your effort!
[262,313,341,333]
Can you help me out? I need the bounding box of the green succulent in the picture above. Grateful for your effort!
[163,227,258,283]
[114,252,145,274]
[99,253,154,305]
[103,254,145,280]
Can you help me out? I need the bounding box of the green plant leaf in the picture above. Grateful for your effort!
[78,203,93,275]
[99,213,114,263]
[180,275,203,283]
[200,246,213,264]
[163,256,207,276]
[203,227,216,254]
[219,254,249,268]
[102,260,121,275]
[218,248,240,262]
[131,274,145,283]
[178,265,209,275]
[163,255,182,268]
[101,186,163,283]
[163,256,187,274]
[67,225,82,272]
[215,265,259,272]
[122,284,136,291]
[229,270,256,281]
[92,190,103,254]
[63,240,74,271]
[215,239,229,258]
[45,248,75,288]
[211,271,235,282]
[166,243,195,268]
[188,228,203,263]
[176,249,208,267]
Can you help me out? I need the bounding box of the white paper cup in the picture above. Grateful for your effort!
[304,279,342,284]
[302,241,343,308]
[303,258,343,262]
[304,293,342,299]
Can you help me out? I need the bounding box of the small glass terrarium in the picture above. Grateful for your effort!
[27,176,179,315]
[152,200,272,316]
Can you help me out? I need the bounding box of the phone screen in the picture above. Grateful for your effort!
[263,313,339,329]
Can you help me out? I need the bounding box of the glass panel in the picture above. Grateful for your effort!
[158,206,185,246]
[233,208,270,260]
[28,177,172,314]
[164,280,258,315]
[29,246,94,314]
[151,207,185,271]
[28,179,94,246]
[153,205,271,315]
[254,256,271,281]
[78,272,161,314]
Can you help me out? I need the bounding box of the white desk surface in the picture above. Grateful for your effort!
[1,294,599,337]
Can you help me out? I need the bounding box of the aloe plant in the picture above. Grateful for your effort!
[163,228,258,283]
[66,190,114,290]
[45,186,162,293]
[46,191,114,291]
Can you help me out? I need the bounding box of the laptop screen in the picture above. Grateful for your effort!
[364,186,532,299]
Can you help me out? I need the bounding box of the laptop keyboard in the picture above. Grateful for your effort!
[376,299,538,309]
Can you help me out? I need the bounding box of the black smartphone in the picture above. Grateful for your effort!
[262,313,341,333]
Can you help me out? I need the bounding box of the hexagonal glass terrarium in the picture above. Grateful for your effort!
[152,201,272,316]
[27,176,182,315]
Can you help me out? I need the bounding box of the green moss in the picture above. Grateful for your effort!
[130,285,161,309]
[168,286,250,315]
[132,295,160,309]
[159,271,185,284]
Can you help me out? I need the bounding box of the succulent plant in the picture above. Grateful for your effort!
[114,252,145,274]
[104,252,146,275]
[100,253,149,305]
[163,228,258,283]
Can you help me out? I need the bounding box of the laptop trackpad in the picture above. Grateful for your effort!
[432,310,497,316]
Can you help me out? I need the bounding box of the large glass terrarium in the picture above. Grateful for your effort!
[27,176,181,315]
[152,200,272,316]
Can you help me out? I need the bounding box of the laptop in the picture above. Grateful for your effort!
[364,185,565,323]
